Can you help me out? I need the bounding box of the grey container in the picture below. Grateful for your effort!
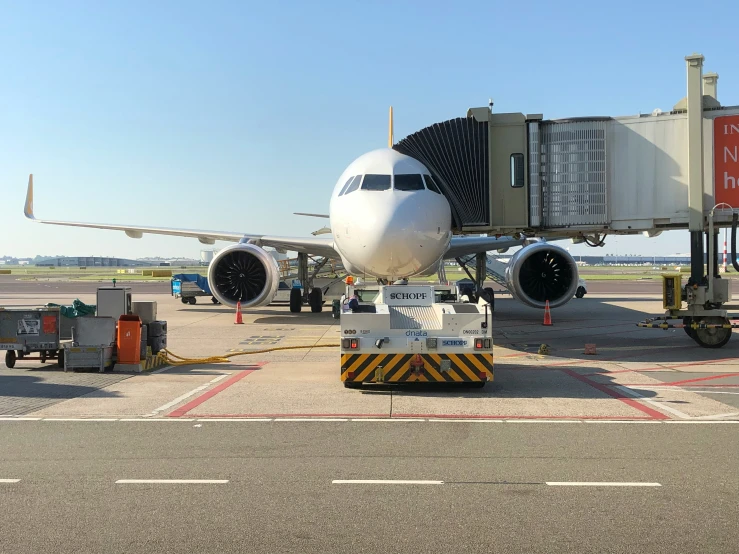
[63,345,114,372]
[132,301,157,325]
[140,339,148,360]
[150,335,167,355]
[73,316,116,346]
[148,320,167,338]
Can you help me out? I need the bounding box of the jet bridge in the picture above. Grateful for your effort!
[393,56,739,239]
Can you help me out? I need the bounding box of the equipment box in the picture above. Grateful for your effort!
[1,307,62,368]
[63,345,114,373]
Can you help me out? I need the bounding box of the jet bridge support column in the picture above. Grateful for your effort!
[686,53,706,285]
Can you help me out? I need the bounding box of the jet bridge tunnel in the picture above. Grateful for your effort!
[393,57,739,242]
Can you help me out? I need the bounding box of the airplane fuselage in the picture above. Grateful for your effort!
[328,149,452,281]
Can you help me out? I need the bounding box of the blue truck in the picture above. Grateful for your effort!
[171,274,217,305]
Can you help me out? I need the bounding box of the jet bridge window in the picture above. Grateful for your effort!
[423,174,442,194]
[394,174,425,191]
[361,174,391,191]
[510,153,525,188]
[338,176,356,196]
[343,175,363,195]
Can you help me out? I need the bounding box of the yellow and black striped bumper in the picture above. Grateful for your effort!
[340,353,493,383]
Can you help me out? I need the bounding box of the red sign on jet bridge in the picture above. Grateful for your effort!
[714,115,739,207]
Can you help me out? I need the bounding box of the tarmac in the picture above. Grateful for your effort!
[1,278,738,552]
[1,278,738,421]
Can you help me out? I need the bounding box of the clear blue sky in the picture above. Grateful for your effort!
[1,0,737,259]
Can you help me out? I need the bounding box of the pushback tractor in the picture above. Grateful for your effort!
[339,284,493,387]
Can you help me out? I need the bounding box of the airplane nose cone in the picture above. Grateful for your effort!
[359,194,448,278]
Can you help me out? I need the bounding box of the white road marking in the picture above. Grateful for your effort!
[119,418,194,422]
[584,420,660,424]
[275,418,349,422]
[116,479,228,485]
[546,482,661,487]
[44,418,118,422]
[332,480,444,485]
[615,385,691,419]
[149,374,231,416]
[0,479,21,483]
[429,419,503,423]
[505,420,582,423]
[196,418,272,422]
[0,417,42,421]
[351,418,425,422]
[664,420,739,424]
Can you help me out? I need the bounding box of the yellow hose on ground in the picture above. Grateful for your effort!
[156,344,341,366]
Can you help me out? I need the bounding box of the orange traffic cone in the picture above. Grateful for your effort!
[542,300,552,326]
[234,301,244,325]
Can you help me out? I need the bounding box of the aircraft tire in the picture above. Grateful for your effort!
[290,288,302,313]
[309,288,323,313]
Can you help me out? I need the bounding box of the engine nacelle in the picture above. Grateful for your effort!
[207,243,280,308]
[504,242,579,309]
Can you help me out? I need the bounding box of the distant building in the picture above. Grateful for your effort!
[35,256,150,267]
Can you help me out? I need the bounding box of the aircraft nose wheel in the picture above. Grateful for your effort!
[691,316,732,348]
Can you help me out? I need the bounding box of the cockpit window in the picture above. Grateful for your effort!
[394,174,425,191]
[338,176,355,196]
[343,175,363,195]
[423,174,442,194]
[361,174,391,191]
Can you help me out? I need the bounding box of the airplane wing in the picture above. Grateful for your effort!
[23,175,339,259]
[445,235,526,259]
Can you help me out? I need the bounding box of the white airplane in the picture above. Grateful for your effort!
[23,112,581,313]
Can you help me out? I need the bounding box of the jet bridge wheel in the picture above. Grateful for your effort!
[691,316,732,349]
[289,288,302,313]
[309,288,323,313]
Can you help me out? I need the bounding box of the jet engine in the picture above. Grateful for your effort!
[504,242,579,309]
[207,243,281,308]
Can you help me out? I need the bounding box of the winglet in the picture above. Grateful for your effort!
[24,174,35,220]
[388,106,394,148]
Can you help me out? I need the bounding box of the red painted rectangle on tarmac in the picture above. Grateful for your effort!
[560,369,669,420]
[168,364,264,418]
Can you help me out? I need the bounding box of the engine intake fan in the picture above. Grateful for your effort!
[207,243,280,308]
[504,242,579,309]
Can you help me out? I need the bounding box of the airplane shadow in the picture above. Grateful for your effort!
[489,296,739,366]
[0,374,122,400]
[357,365,663,400]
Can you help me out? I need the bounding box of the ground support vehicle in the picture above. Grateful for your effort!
[339,285,493,387]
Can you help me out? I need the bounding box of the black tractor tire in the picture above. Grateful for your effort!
[575,286,586,299]
[180,297,188,304]
[5,350,16,369]
[40,351,47,363]
[309,288,323,313]
[289,288,302,313]
[691,317,733,349]
[211,296,220,304]
[683,317,696,339]
[189,297,197,305]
